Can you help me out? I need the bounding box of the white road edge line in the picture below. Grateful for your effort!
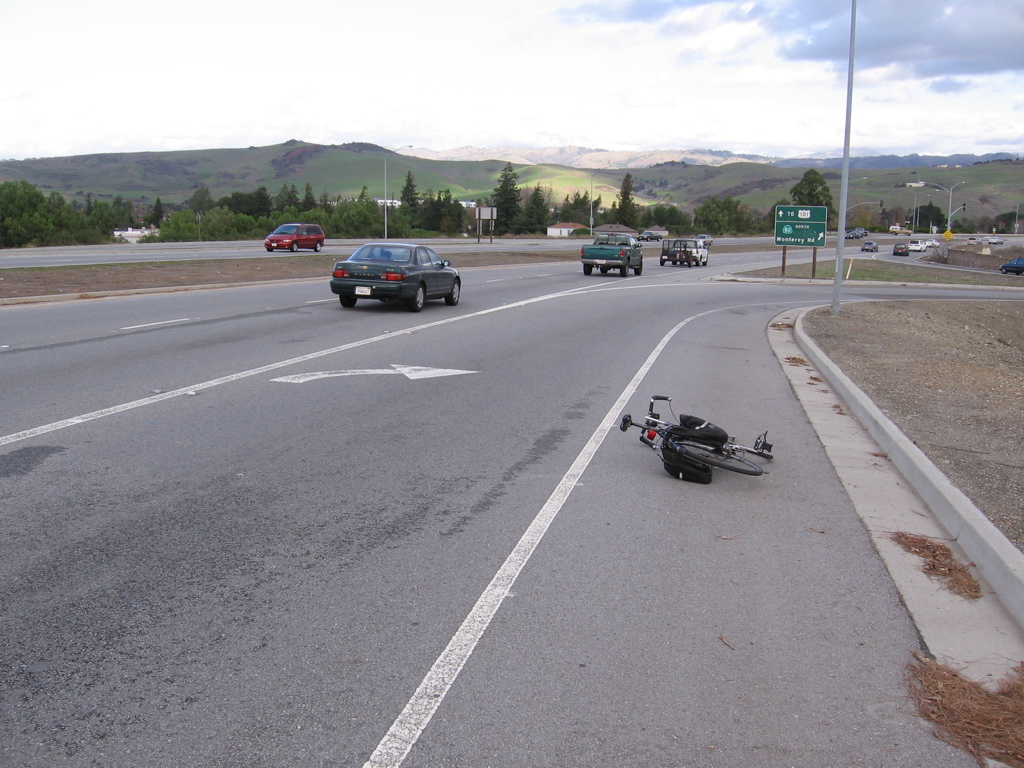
[361,308,718,768]
[118,318,193,330]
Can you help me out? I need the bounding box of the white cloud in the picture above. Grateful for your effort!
[0,0,1021,160]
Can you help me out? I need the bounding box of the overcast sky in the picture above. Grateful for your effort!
[2,0,1021,161]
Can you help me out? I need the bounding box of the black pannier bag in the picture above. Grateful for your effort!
[666,415,728,448]
[661,439,714,484]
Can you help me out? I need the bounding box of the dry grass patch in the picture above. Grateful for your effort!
[907,653,1024,767]
[891,531,982,599]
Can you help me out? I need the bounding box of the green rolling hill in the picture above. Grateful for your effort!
[1,140,1021,223]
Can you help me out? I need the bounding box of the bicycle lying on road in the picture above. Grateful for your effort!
[619,395,774,483]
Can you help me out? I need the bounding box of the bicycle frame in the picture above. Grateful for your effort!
[619,395,773,479]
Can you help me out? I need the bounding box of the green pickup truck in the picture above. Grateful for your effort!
[579,233,644,276]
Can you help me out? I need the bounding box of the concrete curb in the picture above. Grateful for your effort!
[793,306,1024,631]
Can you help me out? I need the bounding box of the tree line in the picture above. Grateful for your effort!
[1,168,1013,249]
[0,180,140,248]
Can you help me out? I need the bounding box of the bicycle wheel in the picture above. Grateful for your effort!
[672,440,764,476]
[734,444,774,460]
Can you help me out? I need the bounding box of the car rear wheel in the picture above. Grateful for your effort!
[339,295,357,308]
[583,264,593,275]
[408,284,425,313]
[619,263,628,277]
[444,280,460,306]
[314,242,322,252]
[633,262,643,276]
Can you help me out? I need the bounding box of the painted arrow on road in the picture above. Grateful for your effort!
[271,364,478,384]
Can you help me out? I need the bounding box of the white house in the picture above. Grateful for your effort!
[546,221,587,237]
[112,227,152,243]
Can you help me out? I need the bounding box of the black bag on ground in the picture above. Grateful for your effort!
[666,415,729,448]
[660,438,714,484]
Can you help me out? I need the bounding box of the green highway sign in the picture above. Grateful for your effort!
[775,205,828,247]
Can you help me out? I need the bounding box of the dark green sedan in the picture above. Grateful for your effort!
[330,243,461,312]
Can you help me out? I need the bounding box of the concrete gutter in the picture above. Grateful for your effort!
[793,307,1024,631]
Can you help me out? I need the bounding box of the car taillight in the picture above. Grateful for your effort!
[333,268,349,278]
[382,271,405,282]
[580,247,585,256]
[619,249,626,257]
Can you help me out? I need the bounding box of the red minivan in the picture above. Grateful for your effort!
[264,223,325,252]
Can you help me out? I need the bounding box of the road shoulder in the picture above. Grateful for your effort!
[767,307,1024,687]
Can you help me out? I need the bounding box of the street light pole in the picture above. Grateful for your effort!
[383,145,412,240]
[830,0,857,315]
[923,180,965,232]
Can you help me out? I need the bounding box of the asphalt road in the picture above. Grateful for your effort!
[1,252,1000,767]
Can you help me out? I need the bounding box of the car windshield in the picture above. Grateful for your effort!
[350,244,412,263]
[273,225,299,234]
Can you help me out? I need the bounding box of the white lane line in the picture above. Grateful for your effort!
[0,281,727,450]
[362,308,718,768]
[119,318,193,330]
[0,286,592,448]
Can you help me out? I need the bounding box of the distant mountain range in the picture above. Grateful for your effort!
[1,140,1020,217]
[406,145,1020,170]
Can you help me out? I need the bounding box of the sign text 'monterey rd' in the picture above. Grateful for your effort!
[775,205,828,247]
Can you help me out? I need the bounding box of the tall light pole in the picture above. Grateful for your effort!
[383,145,411,240]
[830,0,857,315]
[923,180,965,232]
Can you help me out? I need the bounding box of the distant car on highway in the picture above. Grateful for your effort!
[264,223,325,252]
[908,240,927,252]
[860,241,878,252]
[330,242,461,312]
[1000,257,1024,275]
[637,231,663,241]
[696,234,714,246]
[845,228,866,239]
[988,236,1005,245]
[892,242,910,256]
[925,239,940,248]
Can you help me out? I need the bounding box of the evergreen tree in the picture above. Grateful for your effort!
[400,171,420,214]
[557,190,599,226]
[148,197,164,227]
[492,162,522,236]
[274,184,300,212]
[252,186,273,219]
[516,185,551,234]
[301,183,316,212]
[614,173,640,229]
